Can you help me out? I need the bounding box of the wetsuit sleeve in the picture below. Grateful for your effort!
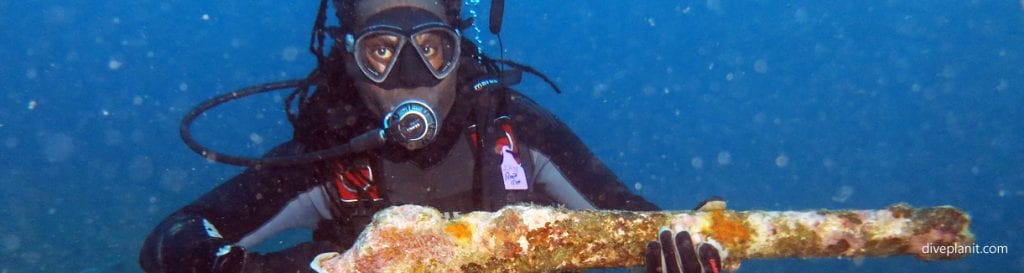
[504,91,659,211]
[139,141,343,273]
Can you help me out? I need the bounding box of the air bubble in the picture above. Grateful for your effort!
[996,79,1008,91]
[691,157,704,169]
[1,234,21,254]
[281,46,300,62]
[41,132,74,162]
[108,59,123,70]
[831,185,854,203]
[4,137,18,148]
[775,154,789,167]
[250,133,264,144]
[753,59,769,73]
[717,151,732,165]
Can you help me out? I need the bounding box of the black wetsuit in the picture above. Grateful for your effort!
[139,88,657,273]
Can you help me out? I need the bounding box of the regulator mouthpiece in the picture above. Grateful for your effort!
[384,100,439,150]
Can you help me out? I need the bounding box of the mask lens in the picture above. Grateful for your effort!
[411,28,460,79]
[355,31,405,83]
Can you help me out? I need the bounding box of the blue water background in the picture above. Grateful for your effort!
[1,1,1022,272]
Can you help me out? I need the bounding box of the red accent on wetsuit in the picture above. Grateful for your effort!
[333,162,381,202]
[471,123,521,164]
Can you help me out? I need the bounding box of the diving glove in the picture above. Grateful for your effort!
[644,197,726,273]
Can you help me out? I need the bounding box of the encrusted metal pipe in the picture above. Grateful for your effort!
[313,204,973,273]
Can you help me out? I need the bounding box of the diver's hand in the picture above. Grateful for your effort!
[645,197,726,273]
[645,229,723,273]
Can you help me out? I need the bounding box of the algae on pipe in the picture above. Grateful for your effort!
[313,204,973,273]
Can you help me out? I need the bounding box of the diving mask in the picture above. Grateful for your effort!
[345,22,461,83]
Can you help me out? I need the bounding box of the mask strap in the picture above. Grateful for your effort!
[309,0,331,68]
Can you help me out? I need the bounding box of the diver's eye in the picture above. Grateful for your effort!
[373,47,393,60]
[421,44,435,57]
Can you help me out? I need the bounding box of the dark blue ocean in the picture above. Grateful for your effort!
[2,1,1022,272]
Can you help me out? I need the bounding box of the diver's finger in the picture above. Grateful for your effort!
[659,229,681,273]
[674,231,702,273]
[697,243,723,273]
[646,241,663,273]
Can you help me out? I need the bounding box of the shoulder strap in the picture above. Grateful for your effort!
[470,92,551,210]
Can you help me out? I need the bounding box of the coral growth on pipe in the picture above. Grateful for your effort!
[312,204,973,273]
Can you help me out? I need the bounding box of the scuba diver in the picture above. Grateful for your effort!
[140,0,723,272]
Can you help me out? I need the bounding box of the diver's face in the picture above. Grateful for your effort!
[345,0,458,122]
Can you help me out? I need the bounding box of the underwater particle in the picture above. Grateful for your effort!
[5,137,18,148]
[940,65,956,79]
[793,7,808,23]
[44,6,75,26]
[104,129,123,146]
[1,234,20,254]
[112,17,121,24]
[831,185,854,203]
[725,73,735,81]
[27,100,37,110]
[822,158,835,169]
[678,5,692,14]
[127,155,155,182]
[101,109,110,116]
[108,59,123,70]
[706,0,722,11]
[642,86,656,96]
[646,18,656,27]
[998,189,1007,197]
[47,208,57,215]
[25,68,37,79]
[910,83,922,92]
[282,46,300,62]
[133,95,144,105]
[852,257,865,267]
[202,14,210,21]
[249,133,264,144]
[753,59,769,74]
[717,151,732,165]
[753,112,767,123]
[971,166,980,175]
[691,157,704,169]
[634,182,642,191]
[995,79,1008,92]
[591,83,608,98]
[775,154,789,168]
[160,168,188,193]
[179,83,189,92]
[41,133,74,162]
